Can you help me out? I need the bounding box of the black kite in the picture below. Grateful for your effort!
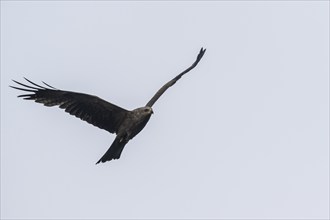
[11,48,206,164]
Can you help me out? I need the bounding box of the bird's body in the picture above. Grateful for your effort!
[120,107,153,140]
[96,106,153,163]
[11,48,206,164]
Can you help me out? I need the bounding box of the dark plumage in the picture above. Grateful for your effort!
[10,48,206,164]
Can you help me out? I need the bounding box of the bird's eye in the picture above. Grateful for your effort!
[144,109,149,112]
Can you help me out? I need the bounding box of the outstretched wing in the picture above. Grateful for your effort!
[10,78,128,134]
[146,47,206,107]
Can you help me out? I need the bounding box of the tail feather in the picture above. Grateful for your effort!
[96,137,127,164]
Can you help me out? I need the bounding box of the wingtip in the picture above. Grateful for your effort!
[11,78,27,86]
[12,79,20,85]
[9,85,19,90]
[197,47,206,60]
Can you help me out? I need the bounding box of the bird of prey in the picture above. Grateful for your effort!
[11,48,206,164]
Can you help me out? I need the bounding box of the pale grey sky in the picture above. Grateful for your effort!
[1,1,329,219]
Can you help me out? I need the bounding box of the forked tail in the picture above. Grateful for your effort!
[96,137,127,164]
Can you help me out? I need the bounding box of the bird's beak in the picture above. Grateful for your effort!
[151,109,154,114]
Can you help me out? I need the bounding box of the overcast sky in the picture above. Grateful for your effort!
[1,1,329,219]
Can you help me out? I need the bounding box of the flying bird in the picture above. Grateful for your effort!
[11,48,206,164]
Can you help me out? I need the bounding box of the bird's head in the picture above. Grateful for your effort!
[133,106,154,116]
